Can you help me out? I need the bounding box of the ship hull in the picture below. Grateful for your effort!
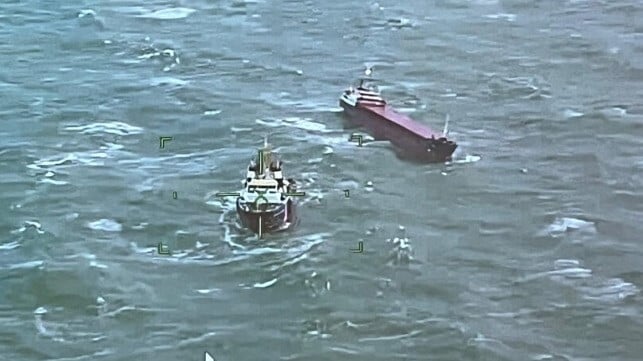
[340,100,457,162]
[236,198,297,234]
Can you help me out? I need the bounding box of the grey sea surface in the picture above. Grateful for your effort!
[1,0,642,360]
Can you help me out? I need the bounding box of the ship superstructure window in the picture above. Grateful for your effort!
[355,90,386,106]
[357,89,380,96]
[248,185,278,192]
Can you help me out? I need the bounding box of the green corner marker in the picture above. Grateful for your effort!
[157,242,170,255]
[350,241,363,253]
[349,134,363,147]
[159,136,173,148]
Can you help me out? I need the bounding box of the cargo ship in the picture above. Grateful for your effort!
[236,139,299,235]
[339,69,457,162]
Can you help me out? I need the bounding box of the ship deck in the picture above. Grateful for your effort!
[358,103,441,140]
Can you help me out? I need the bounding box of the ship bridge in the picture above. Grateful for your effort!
[241,178,282,204]
[355,87,386,106]
[340,78,387,107]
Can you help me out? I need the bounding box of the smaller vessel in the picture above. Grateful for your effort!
[339,68,457,162]
[236,139,299,235]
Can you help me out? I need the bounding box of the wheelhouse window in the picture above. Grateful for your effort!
[247,185,278,193]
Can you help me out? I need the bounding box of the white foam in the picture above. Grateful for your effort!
[602,107,627,117]
[89,261,108,269]
[65,213,79,221]
[484,13,516,22]
[563,109,584,119]
[196,288,221,294]
[149,76,188,87]
[231,126,252,133]
[0,241,20,250]
[78,9,97,18]
[87,219,122,232]
[131,222,147,230]
[387,17,414,28]
[138,7,196,20]
[453,154,481,164]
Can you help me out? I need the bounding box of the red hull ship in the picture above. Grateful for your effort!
[339,73,457,162]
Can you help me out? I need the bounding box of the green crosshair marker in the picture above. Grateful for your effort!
[257,149,264,174]
[285,191,306,197]
[252,190,269,209]
[215,192,241,198]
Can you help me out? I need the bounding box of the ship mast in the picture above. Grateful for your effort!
[257,136,272,176]
[358,66,373,88]
[442,114,450,136]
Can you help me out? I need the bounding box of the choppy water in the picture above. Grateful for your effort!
[1,0,642,360]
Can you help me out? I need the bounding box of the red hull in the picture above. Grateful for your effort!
[339,100,457,162]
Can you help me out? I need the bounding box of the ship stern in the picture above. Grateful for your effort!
[236,199,295,234]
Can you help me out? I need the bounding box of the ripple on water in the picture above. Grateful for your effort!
[76,9,105,30]
[255,116,332,133]
[10,220,45,235]
[8,260,44,270]
[136,45,180,71]
[28,151,113,171]
[582,278,639,302]
[38,178,68,186]
[521,258,639,303]
[63,121,143,136]
[87,219,122,232]
[240,278,279,289]
[545,216,596,236]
